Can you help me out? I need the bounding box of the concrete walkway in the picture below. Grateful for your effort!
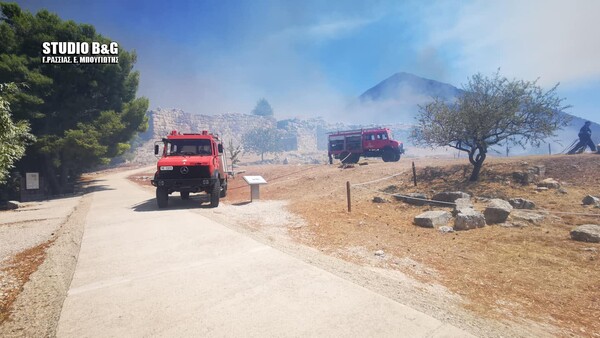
[56,169,473,337]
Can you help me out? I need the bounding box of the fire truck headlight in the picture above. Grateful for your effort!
[160,166,174,171]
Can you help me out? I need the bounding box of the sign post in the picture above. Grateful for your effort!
[242,176,267,202]
[25,172,40,190]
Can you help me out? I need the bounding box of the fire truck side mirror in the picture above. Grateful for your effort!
[154,144,159,155]
[218,144,224,154]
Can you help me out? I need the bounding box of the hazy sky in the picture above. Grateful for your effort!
[17,0,600,123]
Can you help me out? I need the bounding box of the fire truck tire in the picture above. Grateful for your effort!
[180,191,190,200]
[220,181,227,198]
[210,180,220,208]
[382,150,395,162]
[392,152,401,162]
[156,187,169,208]
[340,152,351,164]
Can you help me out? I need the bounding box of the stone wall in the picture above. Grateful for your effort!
[128,108,412,164]
[132,108,277,164]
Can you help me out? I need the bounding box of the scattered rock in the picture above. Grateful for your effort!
[557,187,568,195]
[1,200,19,210]
[509,198,536,210]
[372,196,387,203]
[382,185,398,193]
[537,178,560,189]
[453,197,474,216]
[394,192,428,206]
[414,210,451,228]
[511,210,546,225]
[534,187,549,192]
[438,226,455,234]
[570,224,600,243]
[454,208,486,231]
[484,199,513,224]
[432,191,470,204]
[374,250,385,257]
[512,171,536,185]
[582,195,600,206]
[532,165,546,177]
[581,247,598,252]
[499,221,528,228]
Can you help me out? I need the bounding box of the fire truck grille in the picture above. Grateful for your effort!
[159,166,211,179]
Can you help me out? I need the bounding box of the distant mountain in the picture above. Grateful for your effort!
[359,72,462,102]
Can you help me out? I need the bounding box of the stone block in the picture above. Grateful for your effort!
[414,211,451,228]
[570,224,600,243]
[484,199,513,224]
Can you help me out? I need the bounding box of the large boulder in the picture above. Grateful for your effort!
[484,199,513,224]
[394,192,428,206]
[537,178,560,189]
[570,224,600,243]
[452,197,474,216]
[454,208,486,231]
[509,198,536,210]
[414,211,451,228]
[432,191,470,204]
[582,195,600,206]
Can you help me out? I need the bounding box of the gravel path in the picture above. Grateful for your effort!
[0,195,90,337]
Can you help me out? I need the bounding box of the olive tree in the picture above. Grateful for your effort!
[412,71,571,181]
[242,127,283,162]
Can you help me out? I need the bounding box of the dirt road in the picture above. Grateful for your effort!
[54,168,472,337]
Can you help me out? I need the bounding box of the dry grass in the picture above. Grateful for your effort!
[133,154,600,336]
[0,240,54,324]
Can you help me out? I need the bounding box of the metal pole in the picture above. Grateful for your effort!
[346,181,351,212]
[412,162,417,187]
[548,143,551,155]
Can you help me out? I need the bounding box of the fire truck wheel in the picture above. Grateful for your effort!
[156,187,169,208]
[220,182,227,198]
[382,150,395,162]
[349,153,360,163]
[392,153,401,162]
[340,152,351,164]
[210,180,221,208]
[180,191,190,200]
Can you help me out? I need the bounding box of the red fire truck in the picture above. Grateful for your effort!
[151,130,228,208]
[328,127,404,164]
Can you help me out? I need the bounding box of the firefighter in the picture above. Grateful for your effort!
[568,121,596,154]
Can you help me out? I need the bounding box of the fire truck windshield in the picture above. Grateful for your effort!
[166,139,212,156]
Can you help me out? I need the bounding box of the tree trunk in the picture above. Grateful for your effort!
[469,160,483,181]
[468,146,487,182]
